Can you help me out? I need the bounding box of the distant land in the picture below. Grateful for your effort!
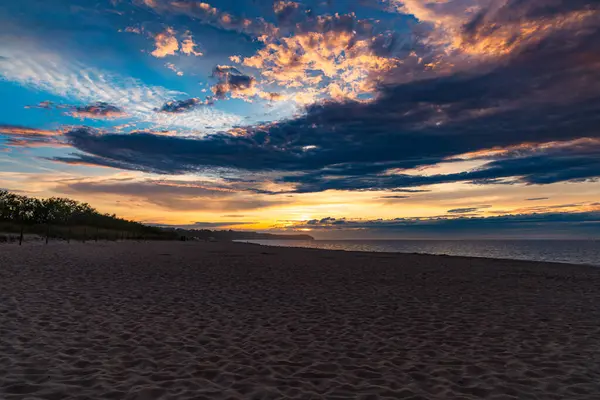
[164,228,314,241]
[0,190,314,243]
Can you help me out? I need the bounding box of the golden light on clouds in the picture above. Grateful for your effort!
[455,10,599,57]
[151,28,203,58]
[241,29,398,102]
[151,28,179,58]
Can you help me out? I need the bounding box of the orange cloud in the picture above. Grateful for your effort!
[150,27,203,58]
[180,31,203,56]
[395,0,600,61]
[273,1,299,15]
[451,138,600,161]
[456,9,599,57]
[0,125,57,137]
[242,26,398,103]
[0,124,67,148]
[151,27,179,58]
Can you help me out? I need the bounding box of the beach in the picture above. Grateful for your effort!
[1,241,600,399]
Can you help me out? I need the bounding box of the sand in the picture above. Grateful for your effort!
[1,241,600,399]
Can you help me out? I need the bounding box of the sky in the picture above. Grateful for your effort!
[1,0,600,239]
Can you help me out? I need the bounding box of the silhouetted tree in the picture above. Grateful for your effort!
[0,190,176,242]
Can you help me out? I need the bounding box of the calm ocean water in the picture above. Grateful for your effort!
[240,240,600,266]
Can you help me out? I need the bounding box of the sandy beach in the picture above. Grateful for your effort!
[1,241,600,399]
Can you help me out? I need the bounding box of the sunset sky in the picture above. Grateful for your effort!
[1,0,600,238]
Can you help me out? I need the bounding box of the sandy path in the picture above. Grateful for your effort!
[1,241,600,399]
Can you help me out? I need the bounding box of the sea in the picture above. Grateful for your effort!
[238,240,600,266]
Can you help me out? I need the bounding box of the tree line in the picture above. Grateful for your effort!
[0,190,176,244]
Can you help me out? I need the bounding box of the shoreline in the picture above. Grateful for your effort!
[3,238,599,269]
[237,239,600,268]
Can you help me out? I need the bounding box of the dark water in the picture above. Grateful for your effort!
[239,240,600,266]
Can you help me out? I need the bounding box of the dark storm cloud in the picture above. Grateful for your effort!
[287,142,600,192]
[45,1,600,193]
[54,128,292,174]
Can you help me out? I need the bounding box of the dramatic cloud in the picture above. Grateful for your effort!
[140,0,406,104]
[526,197,549,201]
[394,0,600,60]
[457,0,600,57]
[241,15,399,103]
[5,0,600,207]
[43,0,600,192]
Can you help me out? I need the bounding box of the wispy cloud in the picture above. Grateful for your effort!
[60,177,289,211]
[138,0,278,37]
[0,41,240,131]
[151,221,255,229]
[0,124,66,148]
[447,205,491,214]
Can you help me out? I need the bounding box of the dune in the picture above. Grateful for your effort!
[1,241,600,399]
